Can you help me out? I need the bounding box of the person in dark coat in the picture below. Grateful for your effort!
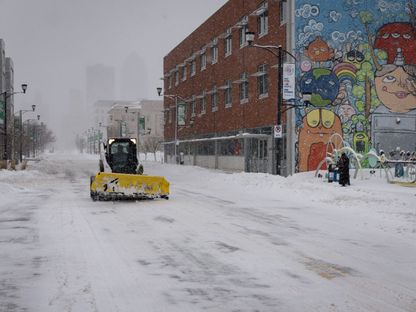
[337,153,350,186]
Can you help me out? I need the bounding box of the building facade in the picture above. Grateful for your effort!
[0,40,16,161]
[86,64,115,125]
[294,0,416,171]
[0,39,6,159]
[106,100,163,153]
[163,0,292,174]
[164,0,415,174]
[5,58,15,160]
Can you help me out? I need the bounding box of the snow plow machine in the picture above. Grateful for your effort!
[90,137,169,201]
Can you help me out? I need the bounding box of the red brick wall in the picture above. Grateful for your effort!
[163,0,286,141]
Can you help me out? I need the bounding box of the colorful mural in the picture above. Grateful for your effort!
[294,0,416,172]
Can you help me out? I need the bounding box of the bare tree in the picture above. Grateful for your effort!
[141,136,163,161]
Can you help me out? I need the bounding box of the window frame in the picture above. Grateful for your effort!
[190,59,196,76]
[181,65,187,81]
[239,72,249,103]
[257,3,269,37]
[224,28,232,57]
[211,39,218,64]
[200,49,207,71]
[175,70,179,86]
[239,16,249,48]
[200,94,206,115]
[191,96,196,117]
[224,80,232,108]
[257,64,269,98]
[211,86,218,112]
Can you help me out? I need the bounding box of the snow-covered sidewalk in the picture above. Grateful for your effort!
[0,152,415,311]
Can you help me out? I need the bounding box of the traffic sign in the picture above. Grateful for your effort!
[274,125,282,138]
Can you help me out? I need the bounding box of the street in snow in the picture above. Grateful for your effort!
[0,152,415,312]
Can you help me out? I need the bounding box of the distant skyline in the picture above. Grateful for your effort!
[0,0,228,147]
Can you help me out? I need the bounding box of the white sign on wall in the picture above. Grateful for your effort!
[283,63,296,100]
[274,124,283,138]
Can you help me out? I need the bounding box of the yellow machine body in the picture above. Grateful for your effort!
[90,172,169,201]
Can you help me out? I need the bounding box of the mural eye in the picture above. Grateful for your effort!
[306,110,320,128]
[391,33,400,38]
[382,76,396,83]
[304,78,312,85]
[347,55,355,61]
[382,33,389,39]
[320,48,327,52]
[321,110,335,129]
[403,34,411,40]
[323,120,332,128]
[356,54,364,62]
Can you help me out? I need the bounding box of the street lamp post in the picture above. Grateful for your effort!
[157,87,186,164]
[19,104,36,162]
[245,32,296,176]
[1,83,28,161]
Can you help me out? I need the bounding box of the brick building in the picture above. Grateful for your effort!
[162,0,295,175]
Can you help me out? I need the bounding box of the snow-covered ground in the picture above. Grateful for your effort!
[0,151,415,312]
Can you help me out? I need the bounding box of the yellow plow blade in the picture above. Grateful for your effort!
[90,172,169,201]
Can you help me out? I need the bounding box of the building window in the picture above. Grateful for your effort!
[224,80,232,108]
[211,40,218,64]
[168,75,172,89]
[239,16,248,47]
[257,2,268,36]
[257,64,269,97]
[224,28,232,57]
[211,86,218,112]
[239,72,249,102]
[168,109,172,123]
[200,94,206,114]
[200,49,207,71]
[280,0,287,24]
[175,70,179,86]
[182,65,187,81]
[191,96,196,116]
[191,59,196,76]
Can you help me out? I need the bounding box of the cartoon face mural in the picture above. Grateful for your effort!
[338,103,356,121]
[298,109,343,171]
[345,48,365,69]
[295,0,416,172]
[375,64,416,113]
[300,68,340,106]
[304,36,334,62]
[374,22,416,65]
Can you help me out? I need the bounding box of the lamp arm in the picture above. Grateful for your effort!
[251,44,279,58]
[163,94,187,102]
[250,44,297,61]
[1,91,26,100]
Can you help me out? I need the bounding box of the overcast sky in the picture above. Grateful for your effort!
[0,0,227,146]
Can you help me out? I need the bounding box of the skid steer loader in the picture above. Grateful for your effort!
[90,137,169,201]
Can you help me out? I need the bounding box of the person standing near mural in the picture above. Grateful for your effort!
[337,153,350,187]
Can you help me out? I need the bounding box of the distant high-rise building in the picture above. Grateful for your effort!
[86,64,115,125]
[120,52,148,100]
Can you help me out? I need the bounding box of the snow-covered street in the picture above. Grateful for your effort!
[1,152,416,312]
